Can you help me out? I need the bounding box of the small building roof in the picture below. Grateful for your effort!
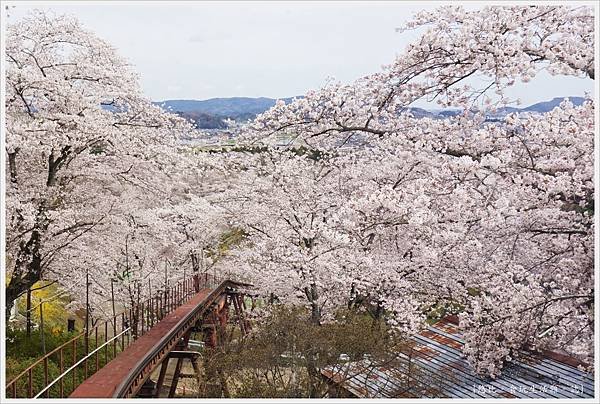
[321,317,594,399]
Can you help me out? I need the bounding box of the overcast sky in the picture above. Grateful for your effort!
[5,1,595,106]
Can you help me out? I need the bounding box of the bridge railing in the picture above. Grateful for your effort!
[6,272,223,399]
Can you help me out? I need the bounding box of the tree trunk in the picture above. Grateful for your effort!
[190,251,200,292]
[306,361,321,398]
[373,300,384,319]
[5,227,44,321]
[218,369,230,398]
[304,282,321,397]
[7,148,19,184]
[6,147,69,319]
[304,283,321,326]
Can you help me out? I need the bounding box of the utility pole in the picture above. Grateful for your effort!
[164,259,168,312]
[39,303,46,354]
[111,279,116,319]
[26,288,32,338]
[111,279,117,356]
[164,259,168,289]
[85,268,90,357]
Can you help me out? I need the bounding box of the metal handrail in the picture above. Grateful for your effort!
[112,277,232,397]
[6,274,206,398]
[34,328,131,398]
[7,331,86,384]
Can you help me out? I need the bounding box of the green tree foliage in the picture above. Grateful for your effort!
[200,306,407,398]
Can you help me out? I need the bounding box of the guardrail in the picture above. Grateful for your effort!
[112,280,246,398]
[6,273,222,399]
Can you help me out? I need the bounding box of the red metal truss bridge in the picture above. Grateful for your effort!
[6,275,253,398]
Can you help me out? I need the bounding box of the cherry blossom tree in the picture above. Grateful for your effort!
[225,5,595,377]
[215,150,356,325]
[245,6,593,145]
[42,152,232,325]
[4,11,196,319]
[4,5,594,381]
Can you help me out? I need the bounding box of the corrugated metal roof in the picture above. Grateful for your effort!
[322,317,594,398]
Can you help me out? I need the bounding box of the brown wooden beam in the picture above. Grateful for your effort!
[168,329,193,398]
[168,351,202,359]
[154,359,169,398]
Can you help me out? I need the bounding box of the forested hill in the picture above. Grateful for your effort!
[153,97,299,129]
[155,96,586,129]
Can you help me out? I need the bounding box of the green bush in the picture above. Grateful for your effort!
[5,326,126,398]
[205,306,407,398]
[5,356,61,398]
[6,327,78,359]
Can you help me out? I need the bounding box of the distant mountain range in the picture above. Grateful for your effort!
[399,96,587,120]
[154,97,299,129]
[154,96,587,129]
